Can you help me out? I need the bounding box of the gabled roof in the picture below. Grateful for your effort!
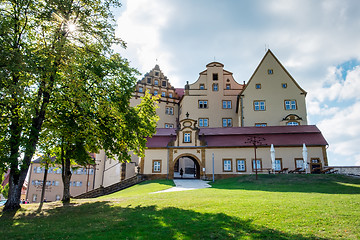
[240,49,307,96]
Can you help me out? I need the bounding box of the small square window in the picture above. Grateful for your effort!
[255,84,261,89]
[161,92,166,97]
[222,118,232,127]
[199,118,209,127]
[226,84,231,90]
[268,69,273,74]
[199,100,208,109]
[213,73,218,80]
[282,83,287,88]
[199,84,205,90]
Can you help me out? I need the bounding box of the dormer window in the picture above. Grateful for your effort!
[155,71,159,76]
[213,73,218,81]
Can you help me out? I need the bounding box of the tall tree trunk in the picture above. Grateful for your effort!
[38,164,49,210]
[62,156,72,203]
[4,168,27,211]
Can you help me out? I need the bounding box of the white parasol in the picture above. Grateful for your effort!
[302,143,308,174]
[270,144,276,174]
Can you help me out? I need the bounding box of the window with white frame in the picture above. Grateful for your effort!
[254,101,266,111]
[184,132,191,143]
[154,80,159,86]
[199,100,208,109]
[222,100,231,109]
[213,83,219,91]
[275,159,282,171]
[89,169,94,174]
[153,160,161,172]
[165,123,174,128]
[33,167,37,173]
[287,121,299,126]
[198,118,209,127]
[237,159,246,172]
[36,167,42,173]
[285,100,297,110]
[252,159,262,171]
[295,159,304,169]
[222,118,232,127]
[165,107,174,115]
[56,168,61,174]
[223,159,232,172]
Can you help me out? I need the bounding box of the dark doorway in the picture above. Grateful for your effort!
[174,156,200,179]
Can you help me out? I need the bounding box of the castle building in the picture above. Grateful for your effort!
[96,50,328,183]
[26,50,329,200]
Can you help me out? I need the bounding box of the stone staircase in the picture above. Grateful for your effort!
[74,175,145,199]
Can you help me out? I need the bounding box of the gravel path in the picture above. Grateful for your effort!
[152,179,211,193]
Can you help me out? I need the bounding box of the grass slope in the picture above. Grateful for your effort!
[1,175,359,239]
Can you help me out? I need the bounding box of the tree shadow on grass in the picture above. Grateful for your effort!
[0,201,327,240]
[210,174,360,194]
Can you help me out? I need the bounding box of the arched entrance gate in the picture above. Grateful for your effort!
[171,154,201,179]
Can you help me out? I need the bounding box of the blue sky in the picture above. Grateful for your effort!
[113,0,360,166]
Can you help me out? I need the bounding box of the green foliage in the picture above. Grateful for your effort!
[0,0,158,209]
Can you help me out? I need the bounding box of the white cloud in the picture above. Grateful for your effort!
[113,0,360,165]
[115,0,176,82]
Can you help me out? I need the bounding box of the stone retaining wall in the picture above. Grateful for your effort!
[330,166,360,176]
[74,175,144,199]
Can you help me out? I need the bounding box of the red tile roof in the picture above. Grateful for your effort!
[175,88,184,98]
[146,125,328,148]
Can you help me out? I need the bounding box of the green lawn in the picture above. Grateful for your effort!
[1,175,359,239]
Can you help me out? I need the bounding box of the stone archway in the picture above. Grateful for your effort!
[170,153,203,179]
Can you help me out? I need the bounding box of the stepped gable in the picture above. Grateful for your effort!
[137,64,182,100]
